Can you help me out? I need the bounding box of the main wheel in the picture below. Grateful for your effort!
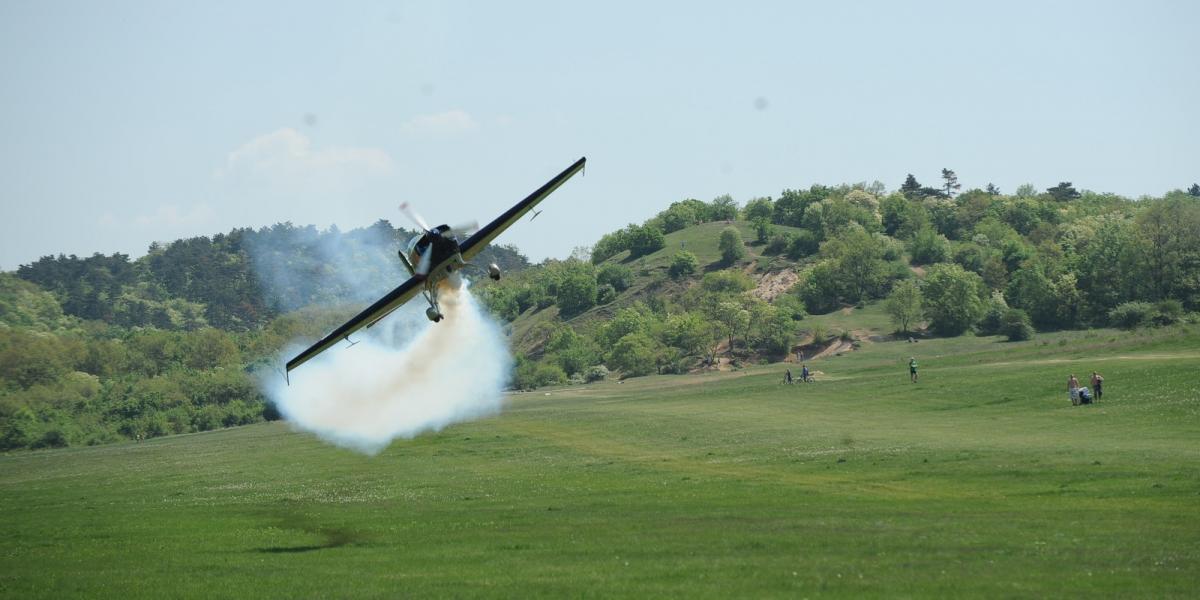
[426,307,443,322]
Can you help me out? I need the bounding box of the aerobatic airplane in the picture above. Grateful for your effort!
[285,156,586,377]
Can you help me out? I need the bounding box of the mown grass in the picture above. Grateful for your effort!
[1,326,1198,598]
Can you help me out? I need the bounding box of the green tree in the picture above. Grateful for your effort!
[707,194,739,221]
[908,227,950,265]
[608,332,660,377]
[743,197,774,222]
[752,218,773,244]
[884,279,923,334]
[797,261,842,314]
[1132,195,1200,301]
[655,200,704,233]
[1005,264,1055,328]
[922,263,985,335]
[1000,308,1034,341]
[668,251,699,279]
[555,262,598,317]
[756,308,795,355]
[596,263,633,292]
[718,226,746,264]
[1046,182,1081,202]
[820,228,888,303]
[663,312,711,358]
[711,301,751,353]
[627,223,666,258]
[591,229,630,263]
[900,174,923,200]
[599,307,653,347]
[941,168,961,198]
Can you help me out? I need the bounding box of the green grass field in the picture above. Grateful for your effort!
[2,326,1198,598]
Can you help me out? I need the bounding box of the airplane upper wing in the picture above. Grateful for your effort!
[285,275,424,375]
[459,156,586,261]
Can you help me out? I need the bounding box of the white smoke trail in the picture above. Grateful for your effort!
[262,279,512,455]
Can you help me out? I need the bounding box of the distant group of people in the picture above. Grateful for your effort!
[1068,372,1104,406]
[784,365,811,384]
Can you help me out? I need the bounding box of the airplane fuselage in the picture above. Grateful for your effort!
[404,225,466,280]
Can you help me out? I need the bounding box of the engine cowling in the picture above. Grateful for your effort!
[488,263,501,281]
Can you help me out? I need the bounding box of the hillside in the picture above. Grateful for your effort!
[479,186,1200,390]
[2,324,1197,597]
[3,181,1199,451]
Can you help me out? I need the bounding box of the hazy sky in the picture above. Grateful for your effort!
[2,0,1197,269]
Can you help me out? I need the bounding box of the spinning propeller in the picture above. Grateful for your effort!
[398,202,479,276]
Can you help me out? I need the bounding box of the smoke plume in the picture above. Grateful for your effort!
[248,225,512,455]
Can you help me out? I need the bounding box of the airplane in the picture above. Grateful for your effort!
[284,156,586,377]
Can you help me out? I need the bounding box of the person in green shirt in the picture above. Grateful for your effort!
[909,357,918,383]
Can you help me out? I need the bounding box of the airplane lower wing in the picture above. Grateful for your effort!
[285,275,424,375]
[459,157,586,261]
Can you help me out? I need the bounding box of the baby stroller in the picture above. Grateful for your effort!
[1077,387,1093,405]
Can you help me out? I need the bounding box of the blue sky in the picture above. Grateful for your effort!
[2,0,1197,269]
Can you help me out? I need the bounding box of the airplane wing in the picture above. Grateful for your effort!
[459,156,586,261]
[285,275,424,375]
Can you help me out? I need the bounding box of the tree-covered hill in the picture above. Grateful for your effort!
[0,221,528,451]
[474,180,1200,389]
[2,177,1198,450]
[15,220,529,330]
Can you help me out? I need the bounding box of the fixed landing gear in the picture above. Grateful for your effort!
[426,306,444,322]
[488,263,501,281]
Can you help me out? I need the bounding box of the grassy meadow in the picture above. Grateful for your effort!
[1,325,1198,598]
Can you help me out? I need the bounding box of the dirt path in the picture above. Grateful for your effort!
[982,352,1200,368]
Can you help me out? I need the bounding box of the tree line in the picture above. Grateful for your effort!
[3,177,1197,449]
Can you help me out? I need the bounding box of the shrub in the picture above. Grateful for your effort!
[701,270,754,294]
[1109,301,1155,329]
[719,227,746,264]
[596,284,617,305]
[786,229,819,259]
[909,227,950,265]
[1000,308,1034,341]
[922,263,986,336]
[1153,299,1184,326]
[764,233,793,255]
[669,251,699,278]
[584,365,609,382]
[597,263,633,292]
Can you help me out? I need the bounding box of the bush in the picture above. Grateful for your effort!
[701,270,754,294]
[1000,308,1034,341]
[596,284,617,305]
[764,233,793,255]
[597,263,633,292]
[753,219,772,244]
[1109,301,1155,329]
[909,227,950,265]
[669,251,699,278]
[584,365,609,382]
[719,227,746,264]
[786,230,819,259]
[627,223,666,258]
[1153,299,1184,326]
[922,263,986,336]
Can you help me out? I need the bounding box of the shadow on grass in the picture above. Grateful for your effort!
[251,509,368,554]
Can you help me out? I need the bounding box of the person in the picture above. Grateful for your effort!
[1068,374,1080,405]
[909,357,918,383]
[1091,371,1104,402]
[785,368,793,384]
[801,364,810,383]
